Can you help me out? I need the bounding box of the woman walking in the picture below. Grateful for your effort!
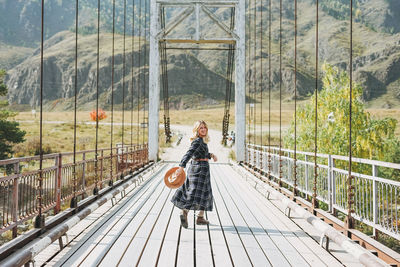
[171,120,217,228]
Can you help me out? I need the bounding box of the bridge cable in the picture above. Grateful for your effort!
[267,0,272,182]
[347,0,355,230]
[121,0,127,179]
[248,0,254,163]
[143,0,148,146]
[260,0,264,171]
[312,0,319,211]
[252,0,257,168]
[109,0,116,187]
[160,7,172,143]
[293,0,298,196]
[93,0,101,195]
[137,0,142,146]
[71,0,79,209]
[130,0,136,172]
[35,0,45,228]
[222,8,235,145]
[279,0,283,187]
[246,0,250,162]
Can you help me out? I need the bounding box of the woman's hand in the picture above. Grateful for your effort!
[176,167,184,175]
[211,153,218,162]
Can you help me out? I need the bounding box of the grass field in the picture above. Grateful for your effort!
[11,106,400,156]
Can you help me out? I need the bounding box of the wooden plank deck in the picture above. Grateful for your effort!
[35,163,357,266]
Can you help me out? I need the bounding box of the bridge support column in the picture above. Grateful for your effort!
[149,0,160,161]
[235,0,246,162]
[149,0,245,162]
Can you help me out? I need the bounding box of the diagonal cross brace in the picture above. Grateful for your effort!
[201,5,238,39]
[156,6,195,39]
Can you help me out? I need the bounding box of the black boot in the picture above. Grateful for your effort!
[180,210,188,228]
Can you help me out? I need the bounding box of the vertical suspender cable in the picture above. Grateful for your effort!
[222,8,235,145]
[121,0,127,178]
[160,8,171,143]
[268,0,272,180]
[293,0,298,196]
[228,9,235,143]
[253,0,257,167]
[35,0,45,228]
[347,0,355,231]
[246,0,250,162]
[143,0,148,146]
[260,0,263,170]
[110,0,116,186]
[249,0,253,162]
[130,0,136,171]
[160,8,166,141]
[137,0,142,146]
[94,0,101,195]
[279,0,283,187]
[71,0,79,209]
[312,0,319,211]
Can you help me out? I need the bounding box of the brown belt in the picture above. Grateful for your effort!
[194,158,209,162]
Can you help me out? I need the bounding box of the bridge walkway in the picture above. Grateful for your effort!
[33,163,362,266]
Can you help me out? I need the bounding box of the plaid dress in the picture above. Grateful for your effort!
[171,137,213,211]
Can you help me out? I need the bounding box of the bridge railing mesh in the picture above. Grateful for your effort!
[0,144,148,237]
[245,144,400,241]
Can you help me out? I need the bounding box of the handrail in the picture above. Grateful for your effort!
[0,144,149,238]
[247,144,400,169]
[245,144,400,241]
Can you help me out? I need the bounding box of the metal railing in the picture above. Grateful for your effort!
[0,144,148,237]
[246,144,400,241]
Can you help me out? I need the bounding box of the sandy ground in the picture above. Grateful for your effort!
[160,124,232,163]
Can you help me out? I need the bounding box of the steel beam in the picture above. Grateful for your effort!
[157,0,238,6]
[201,5,239,39]
[149,0,245,162]
[156,6,194,39]
[235,0,245,161]
[162,38,235,44]
[149,0,160,161]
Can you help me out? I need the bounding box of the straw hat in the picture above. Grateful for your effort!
[164,167,186,189]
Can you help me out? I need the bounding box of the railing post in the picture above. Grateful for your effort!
[12,162,20,238]
[100,150,104,188]
[55,153,62,214]
[82,152,86,194]
[116,147,119,174]
[331,157,336,215]
[372,164,379,239]
[268,147,271,172]
[328,155,332,212]
[262,147,266,173]
[287,151,291,182]
[305,155,309,196]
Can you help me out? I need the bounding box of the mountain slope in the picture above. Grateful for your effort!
[2,0,400,109]
[5,31,228,110]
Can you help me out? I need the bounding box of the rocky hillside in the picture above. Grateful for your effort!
[5,31,227,110]
[2,0,400,109]
[191,0,400,106]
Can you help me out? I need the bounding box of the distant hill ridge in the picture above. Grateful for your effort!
[2,0,400,109]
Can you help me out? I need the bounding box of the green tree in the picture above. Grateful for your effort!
[0,69,25,160]
[284,64,400,178]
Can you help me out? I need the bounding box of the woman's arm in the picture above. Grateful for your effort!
[179,138,201,168]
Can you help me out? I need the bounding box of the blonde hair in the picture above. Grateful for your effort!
[190,120,210,143]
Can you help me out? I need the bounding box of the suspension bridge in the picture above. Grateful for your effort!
[0,0,400,266]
